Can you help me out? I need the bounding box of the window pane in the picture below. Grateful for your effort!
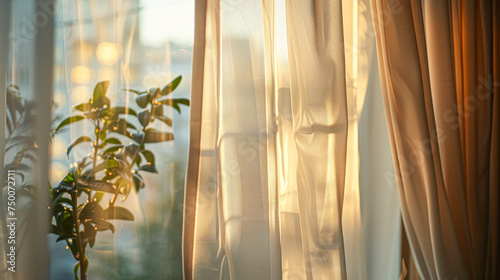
[49,1,193,279]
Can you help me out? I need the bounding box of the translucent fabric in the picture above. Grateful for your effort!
[0,0,55,279]
[49,1,192,279]
[344,1,402,279]
[184,0,401,279]
[370,0,500,279]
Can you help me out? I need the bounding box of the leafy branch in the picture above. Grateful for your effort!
[49,76,189,280]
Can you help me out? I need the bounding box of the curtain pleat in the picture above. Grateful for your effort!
[285,0,349,278]
[487,1,500,278]
[183,0,221,279]
[343,0,402,278]
[184,0,402,279]
[370,0,499,279]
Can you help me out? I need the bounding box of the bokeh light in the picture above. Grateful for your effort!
[96,42,123,65]
[71,66,91,84]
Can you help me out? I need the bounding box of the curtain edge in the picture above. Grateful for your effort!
[182,0,208,279]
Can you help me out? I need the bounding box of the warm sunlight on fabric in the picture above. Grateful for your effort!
[139,0,195,46]
[70,66,91,84]
[96,42,123,65]
[75,42,93,64]
[71,86,91,104]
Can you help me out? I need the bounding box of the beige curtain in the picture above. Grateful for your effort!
[183,0,401,279]
[370,0,499,279]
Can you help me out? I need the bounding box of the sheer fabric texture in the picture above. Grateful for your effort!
[183,0,400,279]
[56,1,190,278]
[0,0,54,279]
[370,0,499,279]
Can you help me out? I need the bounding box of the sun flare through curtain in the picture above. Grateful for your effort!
[183,0,401,279]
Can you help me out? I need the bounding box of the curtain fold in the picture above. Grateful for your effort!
[0,0,54,279]
[285,0,349,278]
[184,0,401,279]
[370,0,499,279]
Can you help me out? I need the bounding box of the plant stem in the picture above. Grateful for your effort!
[93,120,101,172]
[72,192,85,280]
[73,119,101,280]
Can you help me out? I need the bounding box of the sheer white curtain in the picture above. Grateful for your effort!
[343,1,401,279]
[183,0,400,279]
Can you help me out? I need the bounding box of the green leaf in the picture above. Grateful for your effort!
[131,131,144,144]
[159,98,190,114]
[74,102,92,112]
[134,154,142,167]
[101,171,119,181]
[56,234,76,242]
[83,222,97,248]
[93,192,104,203]
[147,87,161,98]
[167,101,180,113]
[51,225,63,235]
[114,106,137,116]
[92,96,111,109]
[93,81,110,100]
[74,255,89,280]
[135,93,151,108]
[52,182,75,201]
[102,145,123,156]
[77,181,116,194]
[126,122,137,130]
[117,178,133,199]
[132,173,145,192]
[103,206,134,221]
[54,116,87,134]
[104,137,122,145]
[141,150,155,165]
[62,172,75,185]
[77,158,91,171]
[67,241,79,260]
[66,136,94,157]
[7,86,23,111]
[93,219,115,233]
[144,128,174,143]
[91,159,119,175]
[123,143,140,158]
[53,197,73,208]
[120,88,140,94]
[108,119,136,140]
[161,75,182,96]
[100,106,137,118]
[174,98,190,106]
[151,104,163,116]
[98,130,106,141]
[113,166,134,186]
[153,115,172,127]
[5,136,34,155]
[138,109,151,127]
[79,201,104,221]
[56,210,74,235]
[140,164,158,173]
[51,204,68,216]
[74,262,80,280]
